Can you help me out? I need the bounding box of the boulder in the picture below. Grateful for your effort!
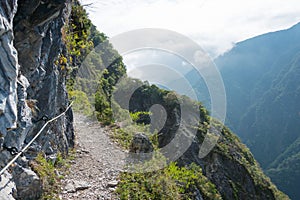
[129,133,154,162]
[130,133,154,154]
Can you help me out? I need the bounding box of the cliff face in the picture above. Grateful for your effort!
[0,0,73,199]
[0,0,19,145]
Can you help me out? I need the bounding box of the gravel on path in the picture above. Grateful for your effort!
[60,114,126,200]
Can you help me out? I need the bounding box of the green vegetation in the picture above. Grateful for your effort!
[111,124,149,149]
[266,137,300,200]
[109,81,222,199]
[108,76,288,199]
[68,90,93,115]
[212,124,289,200]
[60,0,126,119]
[130,111,152,123]
[111,123,159,151]
[62,0,95,92]
[117,160,222,200]
[30,152,74,200]
[94,57,126,124]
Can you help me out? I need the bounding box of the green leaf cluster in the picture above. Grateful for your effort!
[130,111,151,123]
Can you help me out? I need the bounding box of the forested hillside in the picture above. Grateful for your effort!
[215,22,300,199]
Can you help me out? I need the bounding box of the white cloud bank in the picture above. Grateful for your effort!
[83,0,300,57]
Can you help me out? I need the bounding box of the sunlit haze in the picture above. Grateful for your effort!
[84,0,300,57]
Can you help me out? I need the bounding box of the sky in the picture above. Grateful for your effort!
[83,0,300,57]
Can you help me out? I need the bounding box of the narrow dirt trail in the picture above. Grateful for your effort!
[60,114,126,200]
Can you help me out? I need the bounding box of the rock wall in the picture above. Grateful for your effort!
[0,0,74,199]
[0,0,19,146]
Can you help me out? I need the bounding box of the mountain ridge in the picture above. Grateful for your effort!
[218,21,300,59]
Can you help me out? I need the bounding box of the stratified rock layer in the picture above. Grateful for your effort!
[0,1,74,199]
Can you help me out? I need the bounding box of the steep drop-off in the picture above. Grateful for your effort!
[111,78,289,199]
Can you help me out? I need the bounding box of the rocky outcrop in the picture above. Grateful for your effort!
[0,0,74,199]
[129,133,154,161]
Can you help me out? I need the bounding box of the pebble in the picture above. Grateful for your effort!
[107,180,118,187]
[74,180,91,191]
[81,149,90,154]
[65,183,76,193]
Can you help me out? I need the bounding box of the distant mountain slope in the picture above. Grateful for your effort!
[214,22,300,199]
[267,137,300,200]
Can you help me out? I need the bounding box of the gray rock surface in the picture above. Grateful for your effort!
[0,171,17,200]
[64,182,76,193]
[0,0,19,146]
[12,165,42,200]
[129,133,154,161]
[13,0,74,155]
[0,0,74,199]
[73,180,91,191]
[0,149,12,168]
[4,75,32,151]
[107,180,118,188]
[129,133,154,154]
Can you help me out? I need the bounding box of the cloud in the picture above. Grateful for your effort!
[85,0,300,57]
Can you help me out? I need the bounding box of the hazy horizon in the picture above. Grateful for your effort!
[84,0,300,57]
